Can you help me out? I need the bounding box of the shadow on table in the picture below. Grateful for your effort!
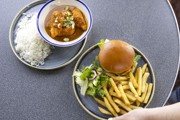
[166,0,180,104]
[170,0,180,89]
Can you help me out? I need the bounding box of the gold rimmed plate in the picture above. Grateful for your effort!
[72,43,155,119]
[9,0,87,70]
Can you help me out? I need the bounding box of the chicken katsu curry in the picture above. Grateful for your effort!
[45,5,87,42]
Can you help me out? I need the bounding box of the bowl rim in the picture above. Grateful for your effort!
[72,43,156,120]
[37,0,93,47]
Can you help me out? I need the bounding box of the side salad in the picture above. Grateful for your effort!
[73,57,110,98]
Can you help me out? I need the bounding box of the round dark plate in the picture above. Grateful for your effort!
[73,43,155,119]
[9,0,87,70]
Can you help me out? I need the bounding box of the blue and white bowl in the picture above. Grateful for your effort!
[37,0,93,47]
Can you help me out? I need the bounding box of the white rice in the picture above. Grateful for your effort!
[15,13,53,66]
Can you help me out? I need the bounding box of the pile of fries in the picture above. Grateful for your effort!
[94,63,153,116]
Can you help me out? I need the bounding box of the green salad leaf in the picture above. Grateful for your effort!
[88,81,94,88]
[134,55,141,62]
[73,71,89,96]
[73,71,83,86]
[86,77,107,98]
[80,78,88,95]
[80,67,93,80]
[98,89,106,98]
[100,75,110,87]
[86,87,96,96]
[74,56,110,98]
[96,83,106,98]
[98,39,105,48]
[93,56,98,67]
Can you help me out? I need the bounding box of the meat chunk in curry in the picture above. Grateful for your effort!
[48,10,75,38]
[72,8,87,31]
[46,6,87,41]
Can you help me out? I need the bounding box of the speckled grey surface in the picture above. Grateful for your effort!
[0,0,179,120]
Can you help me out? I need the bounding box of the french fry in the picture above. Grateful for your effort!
[104,97,118,117]
[137,67,142,96]
[122,85,130,90]
[94,97,106,107]
[105,72,116,77]
[129,82,139,97]
[131,61,138,73]
[98,106,112,115]
[109,87,120,98]
[136,96,143,102]
[114,98,132,112]
[130,101,135,104]
[125,90,134,96]
[129,72,138,88]
[142,72,150,93]
[144,83,153,103]
[111,76,129,81]
[110,78,121,98]
[130,105,142,109]
[109,87,114,94]
[125,90,141,102]
[135,69,138,82]
[136,101,140,107]
[125,92,136,101]
[103,86,120,113]
[121,81,129,85]
[119,108,128,115]
[118,84,130,105]
[142,63,147,75]
[109,91,119,98]
[121,69,131,76]
[142,83,148,101]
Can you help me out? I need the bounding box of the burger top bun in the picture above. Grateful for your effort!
[98,40,135,73]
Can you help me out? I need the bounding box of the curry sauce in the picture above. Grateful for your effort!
[44,5,87,42]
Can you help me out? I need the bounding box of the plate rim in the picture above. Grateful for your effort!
[9,0,87,70]
[72,43,156,120]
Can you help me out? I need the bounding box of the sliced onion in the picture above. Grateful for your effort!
[89,70,97,80]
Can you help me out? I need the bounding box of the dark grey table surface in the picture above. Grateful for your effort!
[0,0,179,120]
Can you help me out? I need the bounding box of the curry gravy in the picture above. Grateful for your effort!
[44,5,86,42]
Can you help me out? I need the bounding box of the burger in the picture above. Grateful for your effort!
[98,40,135,73]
